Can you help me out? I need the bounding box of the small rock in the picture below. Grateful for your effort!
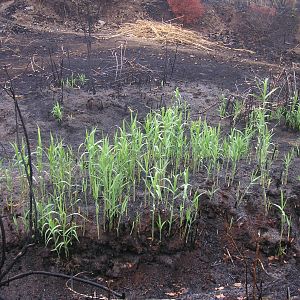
[97,20,106,27]
[106,263,121,278]
[261,228,281,245]
[260,228,282,255]
[156,255,176,269]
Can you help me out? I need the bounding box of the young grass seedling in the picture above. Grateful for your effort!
[51,101,63,122]
[156,213,167,242]
[282,148,294,185]
[218,95,228,118]
[273,190,291,257]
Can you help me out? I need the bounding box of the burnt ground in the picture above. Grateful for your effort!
[0,0,300,299]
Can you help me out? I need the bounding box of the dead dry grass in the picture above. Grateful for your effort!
[98,20,254,54]
[116,20,219,51]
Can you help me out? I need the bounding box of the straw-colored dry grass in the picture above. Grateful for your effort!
[115,20,219,52]
[100,20,254,54]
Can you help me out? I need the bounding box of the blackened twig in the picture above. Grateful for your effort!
[0,216,6,271]
[245,262,249,300]
[0,271,125,299]
[170,43,179,79]
[60,58,64,104]
[162,40,169,85]
[0,243,34,282]
[3,68,37,238]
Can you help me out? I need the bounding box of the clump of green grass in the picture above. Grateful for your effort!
[282,148,294,185]
[1,84,297,256]
[51,101,63,122]
[284,91,300,131]
[273,190,291,257]
[223,127,252,185]
[218,95,228,118]
[251,78,277,212]
[61,73,88,89]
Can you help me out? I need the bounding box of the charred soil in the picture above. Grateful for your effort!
[0,0,300,299]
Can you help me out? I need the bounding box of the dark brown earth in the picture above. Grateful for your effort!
[0,0,300,299]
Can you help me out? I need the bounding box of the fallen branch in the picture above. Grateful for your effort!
[0,271,125,299]
[0,217,6,271]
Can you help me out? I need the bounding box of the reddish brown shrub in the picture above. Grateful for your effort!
[167,0,205,24]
